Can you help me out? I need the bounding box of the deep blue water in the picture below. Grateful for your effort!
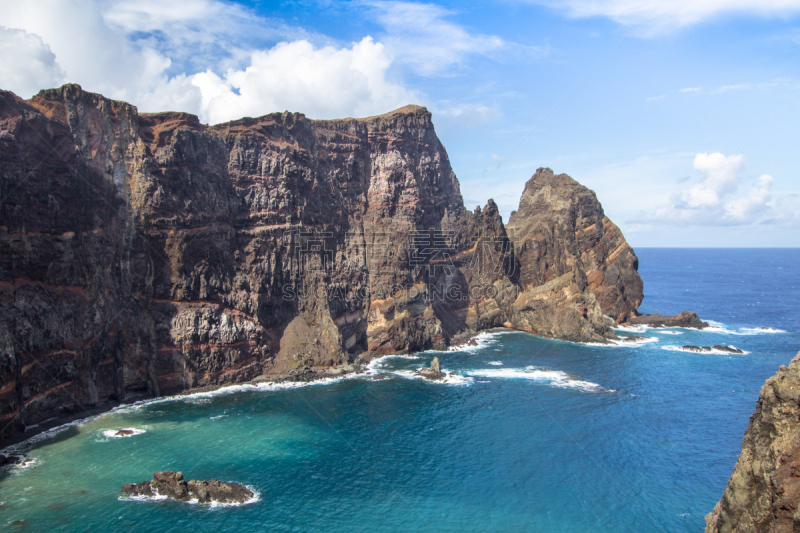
[1,248,799,532]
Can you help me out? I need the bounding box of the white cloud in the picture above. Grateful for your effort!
[0,0,502,124]
[190,37,419,124]
[0,27,65,97]
[432,102,502,126]
[680,87,702,93]
[643,152,776,225]
[526,0,800,34]
[366,1,508,75]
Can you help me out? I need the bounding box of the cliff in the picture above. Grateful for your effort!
[706,351,800,533]
[0,84,642,443]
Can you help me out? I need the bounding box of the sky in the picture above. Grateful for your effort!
[1,0,798,247]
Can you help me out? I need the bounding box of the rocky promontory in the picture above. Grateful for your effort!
[0,84,654,444]
[628,311,710,329]
[705,351,800,532]
[122,471,254,504]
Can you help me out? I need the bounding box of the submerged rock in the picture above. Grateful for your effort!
[706,351,800,532]
[121,471,253,505]
[628,311,709,329]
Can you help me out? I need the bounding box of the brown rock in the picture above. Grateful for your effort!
[705,351,800,532]
[121,471,253,504]
[629,311,709,329]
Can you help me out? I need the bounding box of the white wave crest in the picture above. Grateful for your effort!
[487,361,503,366]
[661,345,750,355]
[467,367,613,393]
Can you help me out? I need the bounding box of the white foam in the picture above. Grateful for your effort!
[739,327,787,334]
[661,345,750,355]
[119,486,260,507]
[466,367,612,393]
[102,428,146,439]
[582,336,659,348]
[660,331,683,335]
[388,369,474,386]
[613,324,650,333]
[487,361,503,366]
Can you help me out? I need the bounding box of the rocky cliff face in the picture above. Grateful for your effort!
[0,84,642,443]
[706,351,800,533]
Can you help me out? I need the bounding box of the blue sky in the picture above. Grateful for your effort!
[1,0,798,246]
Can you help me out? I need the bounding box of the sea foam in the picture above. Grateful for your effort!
[467,367,613,393]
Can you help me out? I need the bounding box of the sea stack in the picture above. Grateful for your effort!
[705,351,800,532]
[418,357,446,380]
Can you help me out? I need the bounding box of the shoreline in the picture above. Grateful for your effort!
[0,325,642,453]
[0,328,510,452]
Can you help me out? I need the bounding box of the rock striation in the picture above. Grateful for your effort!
[121,471,254,504]
[706,351,800,532]
[0,84,646,444]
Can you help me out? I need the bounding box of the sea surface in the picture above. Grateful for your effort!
[2,248,799,532]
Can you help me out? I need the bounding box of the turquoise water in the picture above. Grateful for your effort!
[2,248,799,532]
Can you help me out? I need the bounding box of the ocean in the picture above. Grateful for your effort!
[2,248,799,532]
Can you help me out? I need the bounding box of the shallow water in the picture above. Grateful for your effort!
[2,248,799,532]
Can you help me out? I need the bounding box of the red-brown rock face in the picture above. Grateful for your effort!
[0,85,642,443]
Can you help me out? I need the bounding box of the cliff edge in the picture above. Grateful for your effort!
[706,351,800,532]
[0,84,643,443]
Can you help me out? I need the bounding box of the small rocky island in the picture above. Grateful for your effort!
[122,471,254,504]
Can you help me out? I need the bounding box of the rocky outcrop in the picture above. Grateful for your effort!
[121,471,254,504]
[705,351,800,532]
[0,84,644,444]
[506,168,643,341]
[417,356,446,380]
[628,311,709,329]
[683,345,744,354]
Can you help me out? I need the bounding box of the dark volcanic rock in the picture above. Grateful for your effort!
[0,84,645,443]
[628,311,709,329]
[706,352,800,532]
[121,471,253,504]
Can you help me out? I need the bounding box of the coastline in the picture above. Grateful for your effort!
[0,327,517,453]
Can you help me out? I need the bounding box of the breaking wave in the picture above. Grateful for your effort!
[466,367,613,393]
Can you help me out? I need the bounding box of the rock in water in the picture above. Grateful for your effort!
[628,311,709,329]
[705,351,800,532]
[417,356,447,380]
[121,471,254,505]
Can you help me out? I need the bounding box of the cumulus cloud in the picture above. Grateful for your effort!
[0,27,65,97]
[643,152,775,226]
[526,0,800,34]
[0,0,501,124]
[191,37,418,124]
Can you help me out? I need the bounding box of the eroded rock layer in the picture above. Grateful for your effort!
[0,84,642,443]
[706,351,800,533]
